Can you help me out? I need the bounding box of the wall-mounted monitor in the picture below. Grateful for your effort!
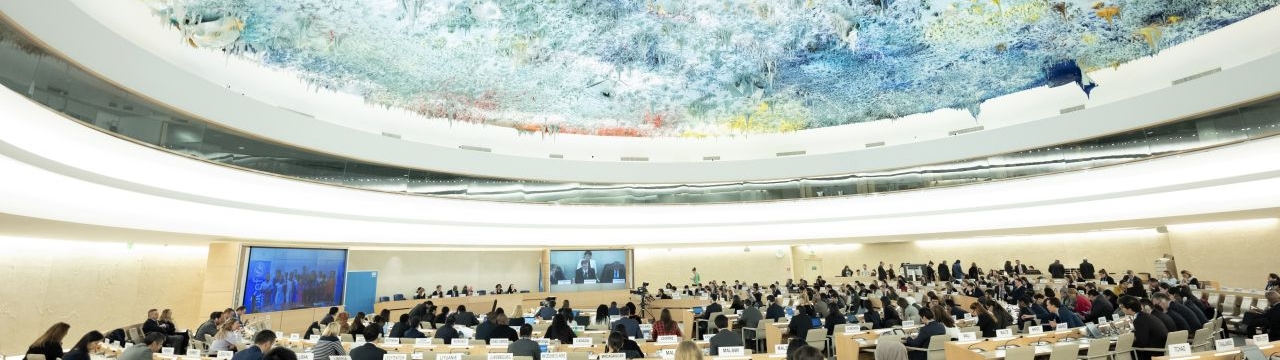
[548,249,628,292]
[240,247,348,314]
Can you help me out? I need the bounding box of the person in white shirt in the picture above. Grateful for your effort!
[209,321,243,352]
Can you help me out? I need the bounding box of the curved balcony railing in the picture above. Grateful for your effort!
[2,18,1280,205]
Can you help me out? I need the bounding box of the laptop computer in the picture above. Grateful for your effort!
[692,307,704,316]
[1241,345,1266,360]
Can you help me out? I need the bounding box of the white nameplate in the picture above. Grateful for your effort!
[385,355,409,360]
[573,337,592,346]
[584,280,598,284]
[187,350,201,357]
[451,338,469,346]
[536,339,551,347]
[543,353,568,360]
[964,313,973,320]
[491,339,510,346]
[218,351,234,360]
[719,346,746,357]
[411,355,423,360]
[572,326,585,333]
[609,316,621,323]
[310,335,321,341]
[1056,323,1069,330]
[435,354,461,360]
[901,321,915,327]
[843,325,861,334]
[703,334,715,341]
[332,357,351,360]
[1215,339,1236,351]
[487,353,514,360]
[558,280,571,285]
[995,329,1013,338]
[658,349,676,359]
[1028,326,1044,334]
[613,279,626,284]
[385,338,401,345]
[1168,343,1193,357]
[958,332,977,341]
[356,338,366,345]
[599,353,625,360]
[298,353,314,360]
[775,344,788,355]
[640,324,653,331]
[1255,335,1270,344]
[162,347,175,356]
[415,338,432,345]
[657,335,679,344]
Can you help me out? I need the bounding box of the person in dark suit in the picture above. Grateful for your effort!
[1083,289,1115,324]
[968,303,998,338]
[1047,298,1084,328]
[1078,260,1095,279]
[787,306,817,356]
[824,307,847,336]
[904,308,946,360]
[429,285,446,298]
[697,298,724,335]
[349,327,387,360]
[765,296,786,321]
[413,287,427,300]
[708,315,744,355]
[320,307,339,325]
[389,314,410,338]
[231,331,276,360]
[453,305,479,326]
[507,325,540,360]
[544,315,576,345]
[574,258,597,284]
[1156,293,1203,331]
[488,314,519,344]
[1098,270,1116,285]
[937,261,950,282]
[864,306,886,329]
[738,301,763,329]
[475,312,495,342]
[403,317,427,339]
[877,262,887,281]
[434,316,460,343]
[1048,260,1066,279]
[1121,296,1168,360]
[1015,260,1028,275]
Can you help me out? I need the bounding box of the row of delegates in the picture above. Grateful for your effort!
[29,324,107,360]
[415,284,519,298]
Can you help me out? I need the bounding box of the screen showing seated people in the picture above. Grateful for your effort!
[548,249,628,292]
[241,247,348,314]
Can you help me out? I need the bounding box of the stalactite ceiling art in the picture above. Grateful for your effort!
[141,0,1278,137]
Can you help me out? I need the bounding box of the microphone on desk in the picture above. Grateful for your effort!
[996,337,1021,350]
[967,339,989,351]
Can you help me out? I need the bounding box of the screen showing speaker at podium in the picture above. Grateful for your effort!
[548,249,628,291]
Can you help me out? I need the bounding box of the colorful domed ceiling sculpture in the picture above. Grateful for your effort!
[142,0,1277,137]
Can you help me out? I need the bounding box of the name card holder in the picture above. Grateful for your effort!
[1215,339,1236,351]
[572,337,592,346]
[1254,335,1271,345]
[162,347,176,356]
[1056,323,1069,330]
[411,355,423,360]
[218,351,234,360]
[385,338,401,345]
[309,335,321,341]
[599,353,626,360]
[331,356,351,360]
[995,329,1013,338]
[703,334,715,341]
[658,349,676,359]
[1028,326,1044,335]
[450,338,469,346]
[901,321,915,327]
[487,353,514,360]
[415,338,432,346]
[584,280,598,284]
[297,353,314,360]
[958,332,977,342]
[843,325,861,334]
[491,339,510,346]
[1168,343,1193,357]
[657,335,679,344]
[186,350,201,357]
[719,346,746,357]
[434,354,461,360]
[774,344,788,355]
[542,353,568,360]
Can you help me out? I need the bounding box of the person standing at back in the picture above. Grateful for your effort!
[691,268,701,286]
[230,330,276,360]
[1078,259,1095,279]
[877,262,887,281]
[952,260,964,281]
[937,261,950,282]
[1048,260,1065,279]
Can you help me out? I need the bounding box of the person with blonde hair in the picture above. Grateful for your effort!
[874,341,908,360]
[311,322,347,360]
[674,340,702,360]
[210,320,243,352]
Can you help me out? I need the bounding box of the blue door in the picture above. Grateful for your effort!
[344,271,378,315]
